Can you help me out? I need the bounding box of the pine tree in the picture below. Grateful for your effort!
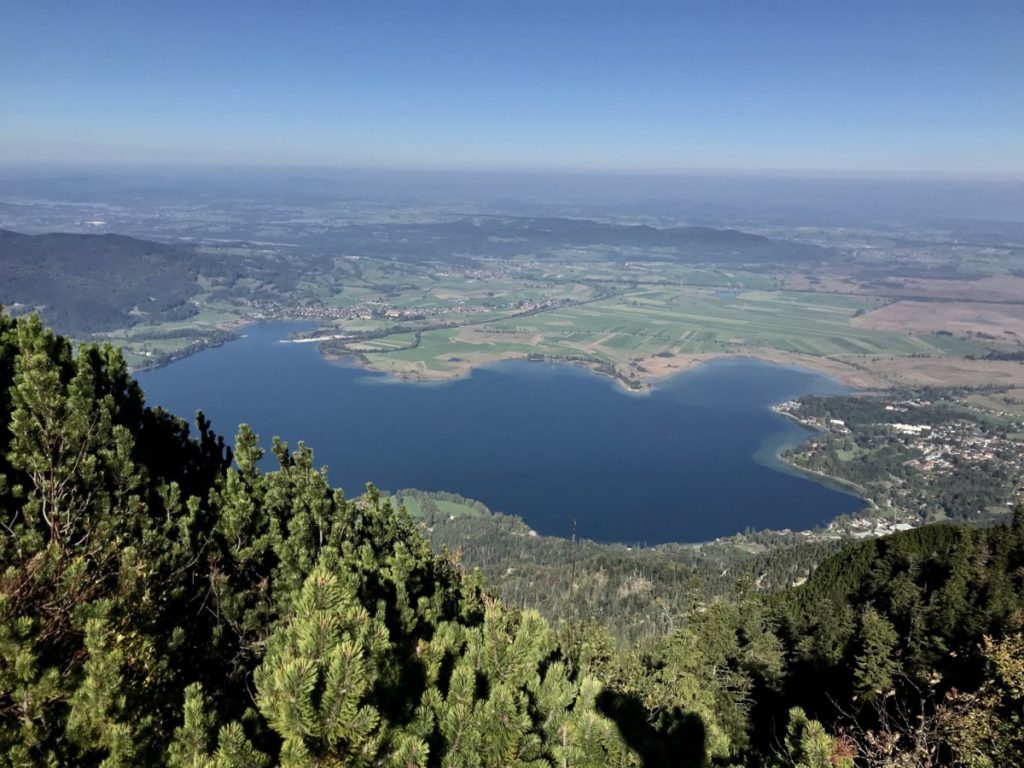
[853,607,899,701]
[782,707,853,768]
[253,565,395,766]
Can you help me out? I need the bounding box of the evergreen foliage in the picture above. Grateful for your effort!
[1,311,1022,766]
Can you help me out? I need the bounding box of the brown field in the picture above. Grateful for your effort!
[778,273,865,294]
[866,276,1024,303]
[780,273,1024,304]
[638,352,724,379]
[852,300,1024,338]
[640,348,1024,391]
[863,356,1024,388]
[638,349,888,389]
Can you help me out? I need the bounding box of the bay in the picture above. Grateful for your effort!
[137,322,864,544]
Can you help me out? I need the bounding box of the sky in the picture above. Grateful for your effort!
[2,1,1022,176]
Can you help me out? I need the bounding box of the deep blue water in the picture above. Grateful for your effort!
[137,322,864,544]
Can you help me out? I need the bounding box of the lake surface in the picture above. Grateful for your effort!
[137,322,864,544]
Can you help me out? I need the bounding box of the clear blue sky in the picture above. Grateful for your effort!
[2,1,1021,175]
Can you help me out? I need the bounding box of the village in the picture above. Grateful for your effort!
[241,292,570,328]
[773,394,1024,539]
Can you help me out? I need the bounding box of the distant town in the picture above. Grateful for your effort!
[774,394,1024,541]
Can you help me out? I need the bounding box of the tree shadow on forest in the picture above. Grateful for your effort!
[598,690,709,768]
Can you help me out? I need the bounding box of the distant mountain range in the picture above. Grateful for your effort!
[333,216,834,263]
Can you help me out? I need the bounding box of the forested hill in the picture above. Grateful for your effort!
[1,310,1022,766]
[332,216,834,264]
[0,229,205,334]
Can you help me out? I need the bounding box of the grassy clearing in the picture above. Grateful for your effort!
[435,499,485,518]
[395,494,484,521]
[397,495,422,518]
[346,332,419,352]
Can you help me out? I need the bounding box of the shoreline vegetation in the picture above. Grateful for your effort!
[120,303,1024,397]
[133,321,885,396]
[774,440,875,503]
[124,313,884,392]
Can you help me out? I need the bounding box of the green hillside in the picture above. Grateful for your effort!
[0,229,208,334]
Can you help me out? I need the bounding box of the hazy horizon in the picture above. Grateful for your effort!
[4,1,1021,175]
[3,164,1024,226]
[3,160,1024,182]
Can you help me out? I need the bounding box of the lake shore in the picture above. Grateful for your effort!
[324,336,884,532]
[322,341,892,394]
[768,407,875,502]
[636,349,888,390]
[140,321,866,543]
[127,313,1024,396]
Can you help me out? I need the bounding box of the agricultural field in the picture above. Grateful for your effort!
[343,274,1019,390]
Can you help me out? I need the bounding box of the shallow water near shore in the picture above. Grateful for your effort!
[138,322,864,544]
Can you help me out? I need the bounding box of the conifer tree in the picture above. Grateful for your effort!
[781,707,853,768]
[253,565,394,766]
[853,607,899,700]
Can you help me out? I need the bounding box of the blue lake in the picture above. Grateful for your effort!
[137,322,864,544]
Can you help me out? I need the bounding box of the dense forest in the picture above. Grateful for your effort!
[1,310,1022,766]
[398,488,850,643]
[0,229,326,338]
[0,229,205,334]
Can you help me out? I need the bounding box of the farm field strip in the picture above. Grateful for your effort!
[483,291,951,357]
